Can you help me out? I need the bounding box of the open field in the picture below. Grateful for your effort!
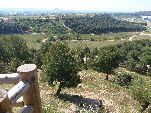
[1,30,150,51]
[144,28,151,34]
[80,32,138,41]
[6,32,137,49]
[133,35,151,40]
[17,34,47,49]
[66,40,125,49]
[2,31,149,50]
[1,34,47,49]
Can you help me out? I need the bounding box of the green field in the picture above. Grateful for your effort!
[2,34,47,49]
[18,34,47,49]
[79,32,138,41]
[133,35,151,40]
[4,32,136,50]
[2,30,149,51]
[144,28,151,34]
[66,40,125,49]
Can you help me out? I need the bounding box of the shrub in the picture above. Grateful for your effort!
[115,72,133,86]
[130,77,151,112]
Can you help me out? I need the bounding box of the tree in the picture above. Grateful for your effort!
[43,42,81,95]
[29,48,43,69]
[0,36,30,73]
[92,49,120,80]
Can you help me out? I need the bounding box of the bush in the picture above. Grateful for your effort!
[130,77,151,112]
[115,72,133,86]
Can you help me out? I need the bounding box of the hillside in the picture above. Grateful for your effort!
[64,14,146,34]
[0,18,68,34]
[135,11,151,16]
[40,69,147,112]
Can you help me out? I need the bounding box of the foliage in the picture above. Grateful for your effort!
[64,14,146,34]
[0,18,68,34]
[119,40,151,74]
[91,46,122,80]
[42,42,81,95]
[28,48,43,69]
[0,20,28,34]
[115,72,133,86]
[0,36,30,73]
[130,77,151,112]
[40,41,52,56]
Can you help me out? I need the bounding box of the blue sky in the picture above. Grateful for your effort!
[0,0,150,12]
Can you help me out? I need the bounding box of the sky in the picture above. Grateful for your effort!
[0,0,151,12]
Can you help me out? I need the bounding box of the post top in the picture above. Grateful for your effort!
[0,89,8,102]
[17,64,37,73]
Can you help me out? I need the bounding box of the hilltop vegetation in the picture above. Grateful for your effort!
[0,14,146,35]
[0,20,28,34]
[135,11,151,16]
[64,14,146,34]
[0,18,68,34]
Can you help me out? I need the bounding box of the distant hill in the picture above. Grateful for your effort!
[0,18,68,35]
[64,14,146,34]
[135,11,151,16]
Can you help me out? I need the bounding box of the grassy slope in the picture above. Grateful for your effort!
[40,69,142,113]
[80,32,138,41]
[9,32,137,50]
[66,40,124,49]
[133,35,151,40]
[18,34,47,49]
[0,68,150,112]
[3,31,149,50]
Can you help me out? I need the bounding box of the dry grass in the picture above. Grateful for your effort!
[40,70,141,113]
[0,69,142,113]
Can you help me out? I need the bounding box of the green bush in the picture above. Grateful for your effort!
[115,72,133,86]
[130,77,151,112]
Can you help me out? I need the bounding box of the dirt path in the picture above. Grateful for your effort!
[128,31,151,41]
[129,35,136,41]
[42,38,48,43]
[63,23,71,31]
[139,32,151,37]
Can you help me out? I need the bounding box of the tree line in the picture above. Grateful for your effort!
[0,36,150,81]
[77,39,151,77]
